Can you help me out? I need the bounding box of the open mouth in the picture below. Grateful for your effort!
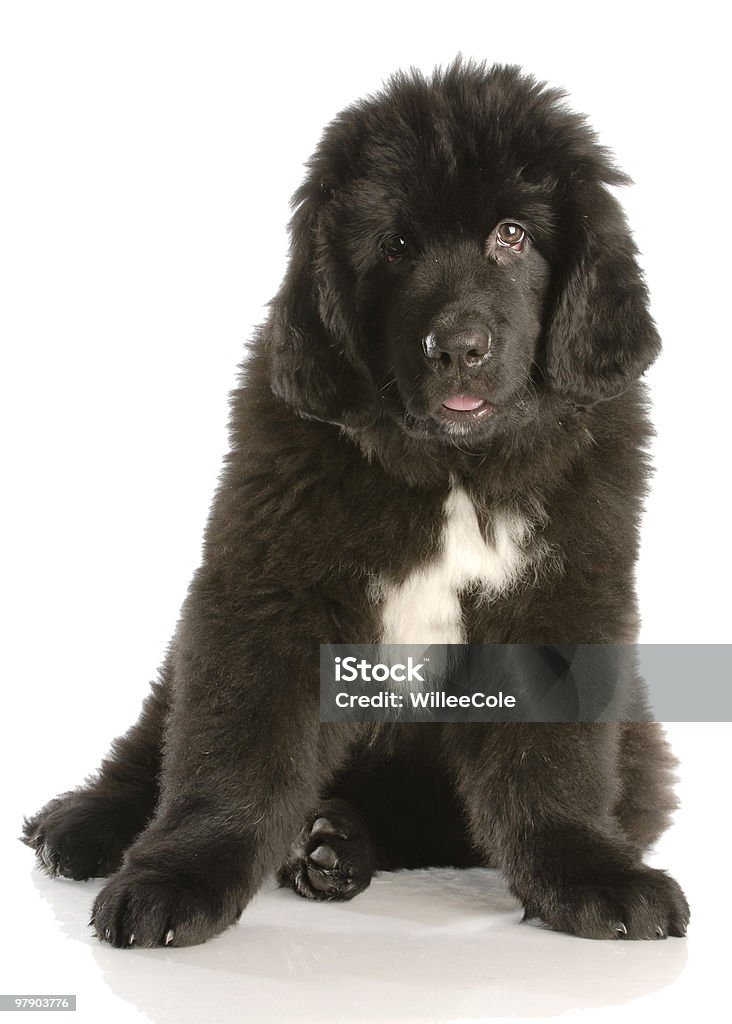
[437,394,495,423]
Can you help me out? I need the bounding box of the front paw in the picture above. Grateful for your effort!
[524,864,689,940]
[91,865,243,948]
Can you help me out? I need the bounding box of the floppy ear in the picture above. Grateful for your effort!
[544,185,661,406]
[266,182,377,429]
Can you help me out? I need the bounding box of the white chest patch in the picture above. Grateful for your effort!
[376,487,532,646]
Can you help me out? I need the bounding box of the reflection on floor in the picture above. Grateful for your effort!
[24,859,687,1024]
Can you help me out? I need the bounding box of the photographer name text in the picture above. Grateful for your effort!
[334,691,517,709]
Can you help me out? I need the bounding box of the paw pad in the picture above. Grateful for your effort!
[279,801,374,903]
[309,844,338,869]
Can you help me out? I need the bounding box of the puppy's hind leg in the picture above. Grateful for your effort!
[21,663,170,881]
[278,798,375,901]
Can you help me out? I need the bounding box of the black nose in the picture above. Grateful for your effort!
[422,328,492,371]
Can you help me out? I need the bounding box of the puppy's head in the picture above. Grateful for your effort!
[268,61,660,441]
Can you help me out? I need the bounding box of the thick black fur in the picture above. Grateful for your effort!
[23,61,688,946]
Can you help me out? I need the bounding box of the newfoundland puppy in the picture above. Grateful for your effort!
[23,61,689,946]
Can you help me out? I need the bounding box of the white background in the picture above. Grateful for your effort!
[1,2,730,1022]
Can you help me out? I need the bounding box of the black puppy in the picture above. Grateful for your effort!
[23,61,689,946]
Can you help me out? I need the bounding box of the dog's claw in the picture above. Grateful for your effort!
[656,926,665,938]
[615,922,628,936]
[164,929,175,946]
[38,842,57,875]
[128,933,135,946]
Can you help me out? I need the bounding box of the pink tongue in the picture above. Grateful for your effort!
[442,395,485,411]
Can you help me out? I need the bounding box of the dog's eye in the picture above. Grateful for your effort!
[383,235,408,263]
[496,223,526,251]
